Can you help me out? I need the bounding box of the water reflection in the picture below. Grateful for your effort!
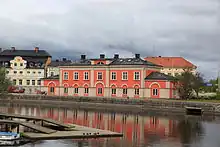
[0,105,214,147]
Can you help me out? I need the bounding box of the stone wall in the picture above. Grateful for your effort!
[1,94,220,115]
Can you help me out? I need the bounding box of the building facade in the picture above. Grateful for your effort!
[144,57,197,77]
[42,54,178,99]
[0,47,51,94]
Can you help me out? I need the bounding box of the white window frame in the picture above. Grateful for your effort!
[111,88,116,95]
[84,88,89,94]
[19,79,22,85]
[153,89,158,96]
[97,72,103,80]
[111,72,117,80]
[26,80,30,85]
[32,80,35,86]
[98,88,102,94]
[122,72,128,80]
[74,87,79,94]
[134,72,140,80]
[135,88,139,95]
[84,72,89,80]
[74,72,79,80]
[50,87,55,93]
[64,72,69,80]
[37,80,41,85]
[123,88,127,95]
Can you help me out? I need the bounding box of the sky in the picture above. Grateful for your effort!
[0,0,219,80]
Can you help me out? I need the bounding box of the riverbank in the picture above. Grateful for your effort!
[2,94,220,115]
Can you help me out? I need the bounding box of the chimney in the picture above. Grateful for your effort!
[114,54,119,59]
[159,56,161,57]
[11,47,15,51]
[0,48,2,53]
[55,59,59,62]
[81,55,86,60]
[34,47,39,53]
[100,54,105,59]
[135,54,140,59]
[62,58,67,61]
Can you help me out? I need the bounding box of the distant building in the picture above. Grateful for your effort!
[0,47,51,94]
[144,56,197,76]
[41,54,178,99]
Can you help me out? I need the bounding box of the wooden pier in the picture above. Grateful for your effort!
[0,113,123,140]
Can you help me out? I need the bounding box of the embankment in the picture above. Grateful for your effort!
[1,94,220,115]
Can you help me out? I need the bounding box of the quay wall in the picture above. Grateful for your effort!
[1,94,220,115]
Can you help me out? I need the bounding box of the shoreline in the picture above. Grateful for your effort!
[2,94,220,116]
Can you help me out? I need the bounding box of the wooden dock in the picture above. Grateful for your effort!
[0,113,123,140]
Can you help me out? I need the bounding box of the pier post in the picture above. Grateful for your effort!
[41,120,44,126]
[17,125,19,133]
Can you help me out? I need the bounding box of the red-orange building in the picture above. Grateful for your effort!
[42,54,178,98]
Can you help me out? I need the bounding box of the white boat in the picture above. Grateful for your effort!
[0,132,20,141]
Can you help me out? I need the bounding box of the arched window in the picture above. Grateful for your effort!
[111,85,116,96]
[134,85,140,96]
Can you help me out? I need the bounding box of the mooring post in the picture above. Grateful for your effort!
[41,120,44,126]
[17,125,19,133]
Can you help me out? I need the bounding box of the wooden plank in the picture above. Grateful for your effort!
[43,118,70,128]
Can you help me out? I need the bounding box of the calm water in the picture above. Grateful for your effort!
[1,105,220,147]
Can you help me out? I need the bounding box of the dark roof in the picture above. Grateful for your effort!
[145,72,176,81]
[49,60,72,67]
[0,50,51,57]
[109,58,161,66]
[62,59,91,66]
[41,75,59,80]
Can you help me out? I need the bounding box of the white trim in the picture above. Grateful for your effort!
[82,83,89,87]
[133,71,140,80]
[121,84,128,88]
[133,84,140,88]
[97,72,103,80]
[110,72,117,80]
[110,84,117,88]
[95,81,105,86]
[149,82,161,88]
[63,83,69,87]
[72,83,79,87]
[73,72,79,80]
[63,72,69,80]
[47,81,57,87]
[83,71,89,80]
[121,71,128,80]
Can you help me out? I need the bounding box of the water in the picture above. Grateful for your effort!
[1,105,220,147]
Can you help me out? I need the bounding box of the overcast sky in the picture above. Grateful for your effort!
[0,0,219,80]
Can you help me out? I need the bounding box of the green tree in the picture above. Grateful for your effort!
[175,70,204,99]
[0,67,11,94]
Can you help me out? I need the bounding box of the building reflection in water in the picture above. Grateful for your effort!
[0,105,203,147]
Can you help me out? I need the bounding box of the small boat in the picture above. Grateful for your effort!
[0,132,20,141]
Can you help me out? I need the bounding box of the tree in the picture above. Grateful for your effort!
[175,70,204,99]
[0,67,11,94]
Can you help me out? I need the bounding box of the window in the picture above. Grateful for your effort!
[19,79,22,85]
[97,72,102,80]
[153,89,158,96]
[97,62,104,65]
[98,88,102,94]
[134,72,140,80]
[33,71,36,74]
[32,80,35,85]
[19,71,23,74]
[135,88,139,95]
[51,72,54,76]
[14,71,17,74]
[175,73,179,76]
[74,72,79,80]
[26,80,30,85]
[84,72,89,80]
[27,71,30,74]
[122,72,128,80]
[38,71,41,74]
[6,71,9,74]
[50,87,54,93]
[20,63,23,66]
[112,88,116,95]
[64,87,68,93]
[74,87,79,94]
[168,73,172,76]
[37,80,41,85]
[13,79,16,85]
[14,63,17,66]
[111,72,116,80]
[85,88,89,94]
[123,88,127,95]
[64,72,69,80]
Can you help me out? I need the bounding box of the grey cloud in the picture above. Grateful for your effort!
[0,0,219,79]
